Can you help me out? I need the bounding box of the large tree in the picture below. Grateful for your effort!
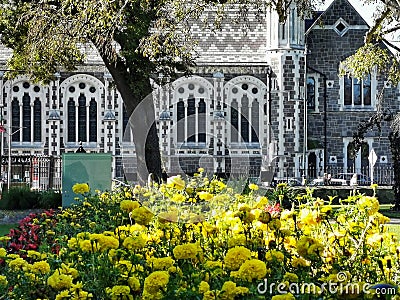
[0,0,317,185]
[340,0,400,209]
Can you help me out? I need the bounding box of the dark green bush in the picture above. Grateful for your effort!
[0,187,40,210]
[38,191,62,209]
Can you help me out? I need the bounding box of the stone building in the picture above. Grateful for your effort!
[0,0,396,185]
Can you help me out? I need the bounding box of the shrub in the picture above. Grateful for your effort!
[0,186,40,210]
[38,190,62,209]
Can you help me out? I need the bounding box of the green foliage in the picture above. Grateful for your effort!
[0,186,40,210]
[38,190,62,209]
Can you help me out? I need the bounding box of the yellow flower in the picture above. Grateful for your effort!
[158,211,178,223]
[173,243,201,260]
[144,271,169,294]
[197,191,213,201]
[55,290,70,300]
[120,200,140,212]
[166,175,185,190]
[0,275,8,287]
[107,285,131,298]
[199,281,210,293]
[171,193,186,203]
[147,257,175,270]
[357,196,380,215]
[123,235,146,250]
[265,250,284,263]
[291,257,310,268]
[271,293,296,300]
[0,247,6,257]
[224,246,251,270]
[283,272,299,282]
[248,183,259,191]
[128,276,141,291]
[8,257,28,271]
[131,206,154,225]
[47,272,73,290]
[31,261,51,274]
[72,183,90,194]
[237,259,267,281]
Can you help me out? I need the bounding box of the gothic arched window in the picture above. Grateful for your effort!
[307,77,315,110]
[67,98,75,142]
[230,100,239,143]
[89,98,97,142]
[198,99,206,143]
[11,98,20,142]
[33,98,41,142]
[78,93,87,142]
[22,93,31,142]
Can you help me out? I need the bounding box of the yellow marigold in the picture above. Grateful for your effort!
[0,275,8,287]
[237,259,267,281]
[248,183,259,191]
[283,272,299,282]
[197,191,213,201]
[271,293,296,300]
[296,236,324,259]
[173,243,201,260]
[47,272,73,290]
[31,261,51,274]
[55,290,70,300]
[107,285,131,297]
[128,276,141,291]
[171,193,186,203]
[0,247,6,257]
[204,260,223,270]
[292,257,310,268]
[220,281,237,299]
[199,281,210,293]
[265,250,285,263]
[123,235,146,250]
[147,257,175,270]
[357,196,380,215]
[298,208,319,226]
[203,290,217,300]
[120,200,140,213]
[228,234,246,248]
[8,257,28,271]
[79,239,94,252]
[72,183,90,194]
[224,246,251,270]
[166,175,185,190]
[144,271,169,294]
[131,206,154,225]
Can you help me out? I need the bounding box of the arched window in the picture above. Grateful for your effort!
[241,95,249,143]
[230,100,239,143]
[78,93,86,142]
[22,93,31,142]
[198,99,206,143]
[89,98,97,142]
[251,99,259,143]
[11,98,20,142]
[187,98,196,142]
[177,100,185,142]
[67,98,75,142]
[307,77,315,109]
[33,98,41,142]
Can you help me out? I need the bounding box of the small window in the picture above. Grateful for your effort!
[333,18,349,36]
[286,117,293,131]
[307,77,315,110]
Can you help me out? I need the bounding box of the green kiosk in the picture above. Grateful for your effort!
[62,146,112,207]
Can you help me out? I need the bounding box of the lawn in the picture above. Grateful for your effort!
[0,224,16,236]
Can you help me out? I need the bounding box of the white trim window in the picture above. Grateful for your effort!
[343,75,372,107]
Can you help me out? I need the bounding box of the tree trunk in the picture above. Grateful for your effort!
[100,58,162,186]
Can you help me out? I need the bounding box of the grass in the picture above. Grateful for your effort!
[0,224,17,236]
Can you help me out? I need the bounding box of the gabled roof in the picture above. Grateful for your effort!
[305,0,369,35]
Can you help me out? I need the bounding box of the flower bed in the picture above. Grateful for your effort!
[0,170,399,299]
